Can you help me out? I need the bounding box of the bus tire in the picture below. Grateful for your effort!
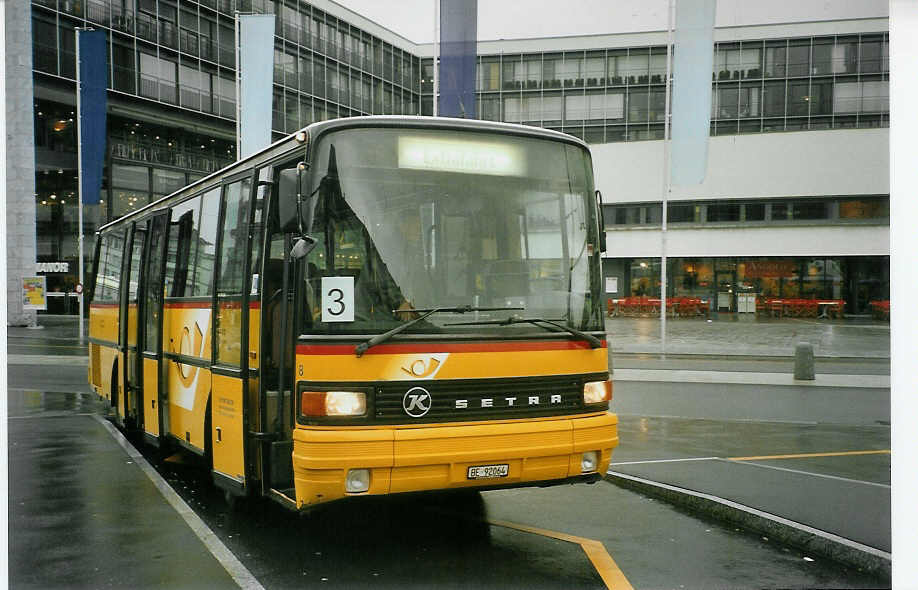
[109,362,120,426]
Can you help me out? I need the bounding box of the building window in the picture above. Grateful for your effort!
[792,201,827,220]
[743,203,766,221]
[668,204,699,223]
[706,203,740,222]
[839,199,889,219]
[771,203,789,220]
[139,53,177,104]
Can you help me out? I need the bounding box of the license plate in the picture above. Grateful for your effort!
[467,464,509,480]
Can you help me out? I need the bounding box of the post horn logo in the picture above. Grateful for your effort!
[401,358,441,379]
[175,322,205,387]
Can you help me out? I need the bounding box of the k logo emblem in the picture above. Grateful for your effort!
[402,387,432,418]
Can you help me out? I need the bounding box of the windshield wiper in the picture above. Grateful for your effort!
[445,317,603,349]
[354,305,524,357]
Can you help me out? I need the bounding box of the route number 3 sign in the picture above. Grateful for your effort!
[321,277,355,322]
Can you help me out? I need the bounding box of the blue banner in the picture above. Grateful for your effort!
[439,0,477,118]
[238,14,275,159]
[671,0,716,186]
[78,29,107,205]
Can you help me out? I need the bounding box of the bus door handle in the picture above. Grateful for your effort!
[249,431,279,442]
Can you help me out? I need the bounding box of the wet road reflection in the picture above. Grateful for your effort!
[7,388,891,589]
[150,451,604,589]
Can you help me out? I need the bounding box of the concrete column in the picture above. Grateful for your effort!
[4,3,38,326]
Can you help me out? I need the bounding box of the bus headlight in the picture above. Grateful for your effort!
[581,451,599,472]
[301,391,367,417]
[583,380,612,405]
[346,469,371,493]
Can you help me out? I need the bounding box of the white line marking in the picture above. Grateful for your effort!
[614,413,820,426]
[610,457,718,466]
[608,470,891,561]
[723,459,891,489]
[92,415,264,590]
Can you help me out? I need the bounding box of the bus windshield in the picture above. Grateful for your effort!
[300,127,603,337]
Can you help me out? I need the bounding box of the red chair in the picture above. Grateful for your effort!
[767,299,783,318]
[799,300,817,318]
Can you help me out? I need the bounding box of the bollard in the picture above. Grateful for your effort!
[794,342,815,380]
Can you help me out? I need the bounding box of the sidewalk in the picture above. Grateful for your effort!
[7,401,252,589]
[605,315,890,358]
[604,316,891,578]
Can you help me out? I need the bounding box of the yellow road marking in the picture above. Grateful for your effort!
[487,518,634,590]
[728,450,890,462]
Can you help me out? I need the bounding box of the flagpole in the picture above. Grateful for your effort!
[660,0,674,358]
[235,12,241,158]
[76,28,85,344]
[433,0,439,117]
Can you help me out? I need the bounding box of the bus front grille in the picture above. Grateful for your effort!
[373,375,588,423]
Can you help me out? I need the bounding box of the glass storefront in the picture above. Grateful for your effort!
[33,98,233,314]
[615,256,888,315]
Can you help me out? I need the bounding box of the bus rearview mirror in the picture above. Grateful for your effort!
[278,168,301,233]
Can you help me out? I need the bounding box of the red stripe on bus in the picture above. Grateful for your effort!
[296,340,606,355]
[89,303,120,308]
[163,301,212,309]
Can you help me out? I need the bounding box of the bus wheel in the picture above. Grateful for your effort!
[109,364,119,421]
[224,490,239,511]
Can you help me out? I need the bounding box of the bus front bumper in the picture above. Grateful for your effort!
[291,412,618,508]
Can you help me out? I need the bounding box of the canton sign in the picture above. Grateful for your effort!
[456,394,562,409]
[402,387,432,418]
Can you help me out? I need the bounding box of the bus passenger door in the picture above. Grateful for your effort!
[210,175,254,497]
[256,166,296,500]
[141,213,169,445]
[122,222,146,431]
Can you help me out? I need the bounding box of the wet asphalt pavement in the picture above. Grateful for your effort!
[6,317,892,588]
[7,380,890,588]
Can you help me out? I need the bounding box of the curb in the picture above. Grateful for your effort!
[610,369,890,388]
[7,355,89,366]
[604,471,891,580]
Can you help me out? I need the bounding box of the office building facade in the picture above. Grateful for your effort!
[26,1,888,314]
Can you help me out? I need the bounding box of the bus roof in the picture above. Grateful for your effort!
[97,116,589,234]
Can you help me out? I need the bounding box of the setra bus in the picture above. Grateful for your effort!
[88,116,618,509]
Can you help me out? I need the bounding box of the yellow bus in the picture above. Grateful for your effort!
[88,116,618,510]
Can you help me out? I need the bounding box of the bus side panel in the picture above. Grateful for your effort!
[99,345,119,402]
[90,303,121,401]
[143,357,160,437]
[88,303,120,343]
[126,303,139,348]
[164,303,212,451]
[211,373,246,483]
[89,343,102,392]
[165,363,212,451]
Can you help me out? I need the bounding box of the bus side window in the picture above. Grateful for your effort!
[215,177,252,367]
[166,194,207,298]
[92,233,111,304]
